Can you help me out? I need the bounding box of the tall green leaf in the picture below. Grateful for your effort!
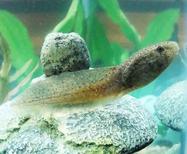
[53,0,80,32]
[0,34,10,102]
[73,1,85,35]
[98,0,141,48]
[87,16,116,67]
[0,10,42,74]
[141,9,179,48]
[7,62,40,100]
[0,10,43,102]
[111,42,129,65]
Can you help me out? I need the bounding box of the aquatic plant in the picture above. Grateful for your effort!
[54,0,179,67]
[0,11,42,103]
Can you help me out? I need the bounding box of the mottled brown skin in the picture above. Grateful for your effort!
[11,41,179,106]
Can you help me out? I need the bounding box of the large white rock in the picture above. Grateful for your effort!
[0,95,157,154]
[155,80,187,130]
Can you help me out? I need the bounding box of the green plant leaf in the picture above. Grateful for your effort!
[82,0,97,18]
[7,62,40,100]
[87,16,116,67]
[0,10,43,102]
[73,2,85,35]
[0,10,42,75]
[98,0,141,48]
[53,0,80,32]
[0,34,11,102]
[9,59,33,82]
[110,42,129,65]
[141,9,180,48]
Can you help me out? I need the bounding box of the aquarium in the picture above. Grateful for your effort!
[0,0,186,153]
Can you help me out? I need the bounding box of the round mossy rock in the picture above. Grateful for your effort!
[40,32,90,77]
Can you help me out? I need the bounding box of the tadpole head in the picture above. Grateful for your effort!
[121,41,179,89]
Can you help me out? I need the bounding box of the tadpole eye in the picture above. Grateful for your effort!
[156,46,165,53]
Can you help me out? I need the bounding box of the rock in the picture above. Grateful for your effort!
[154,80,187,130]
[40,32,90,77]
[2,121,59,154]
[0,95,157,154]
[58,95,157,153]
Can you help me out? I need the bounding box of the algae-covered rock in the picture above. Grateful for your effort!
[2,120,61,154]
[155,80,187,130]
[58,95,157,153]
[0,95,157,154]
[40,32,90,77]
